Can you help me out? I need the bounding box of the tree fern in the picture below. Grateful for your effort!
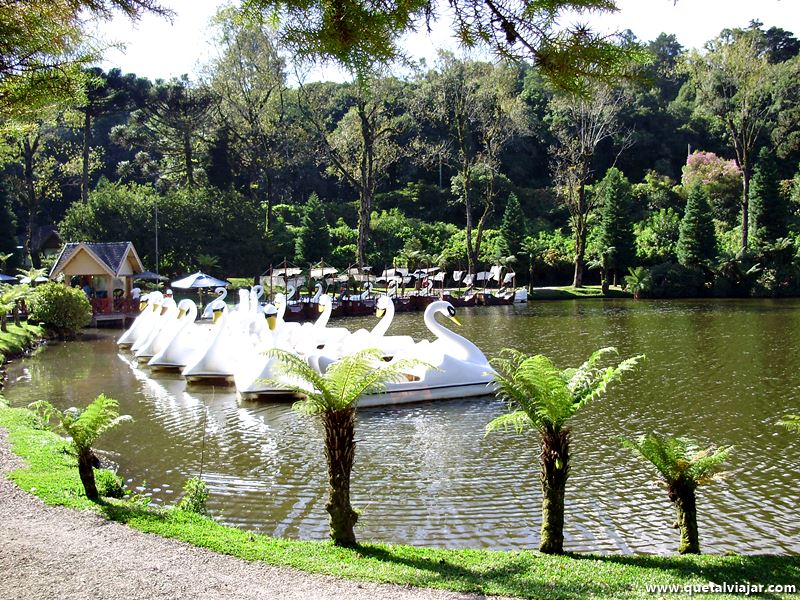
[622,433,731,554]
[779,415,800,433]
[29,394,132,501]
[487,346,643,554]
[266,347,426,546]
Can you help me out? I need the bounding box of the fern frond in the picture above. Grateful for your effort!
[485,410,533,435]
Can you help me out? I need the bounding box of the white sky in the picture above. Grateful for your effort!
[94,0,800,82]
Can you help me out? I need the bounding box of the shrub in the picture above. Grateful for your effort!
[27,282,92,338]
[96,469,125,498]
[177,476,209,515]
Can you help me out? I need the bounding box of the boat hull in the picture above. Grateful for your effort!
[358,381,496,408]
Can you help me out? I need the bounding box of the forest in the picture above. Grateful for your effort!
[3,11,800,298]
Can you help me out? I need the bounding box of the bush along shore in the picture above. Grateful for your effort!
[0,323,44,391]
[0,398,797,599]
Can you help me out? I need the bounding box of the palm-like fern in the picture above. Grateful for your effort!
[30,394,132,501]
[623,433,731,554]
[779,415,800,433]
[624,266,651,299]
[487,347,643,554]
[267,348,423,546]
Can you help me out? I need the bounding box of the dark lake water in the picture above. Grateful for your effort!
[5,298,799,554]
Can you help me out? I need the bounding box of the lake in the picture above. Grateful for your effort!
[5,298,799,554]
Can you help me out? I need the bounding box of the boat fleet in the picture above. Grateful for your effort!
[117,287,497,407]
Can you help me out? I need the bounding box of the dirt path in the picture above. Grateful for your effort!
[0,428,510,600]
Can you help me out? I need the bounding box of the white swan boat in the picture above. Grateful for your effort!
[357,301,496,407]
[117,291,163,349]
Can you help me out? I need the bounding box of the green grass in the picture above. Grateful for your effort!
[0,403,797,599]
[530,285,632,300]
[0,323,43,366]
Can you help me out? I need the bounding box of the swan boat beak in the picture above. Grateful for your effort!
[177,308,186,319]
[376,308,386,318]
[448,316,462,326]
[138,301,147,311]
[267,315,277,330]
[212,309,223,324]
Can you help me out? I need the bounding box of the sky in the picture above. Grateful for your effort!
[94,0,800,82]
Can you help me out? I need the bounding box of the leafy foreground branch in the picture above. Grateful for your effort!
[0,403,798,599]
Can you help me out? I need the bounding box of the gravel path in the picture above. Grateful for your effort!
[0,428,514,600]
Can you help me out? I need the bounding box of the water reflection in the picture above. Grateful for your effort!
[4,299,799,554]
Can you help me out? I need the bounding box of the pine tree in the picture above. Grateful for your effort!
[500,192,526,259]
[749,147,788,246]
[295,193,331,265]
[597,167,635,285]
[677,186,717,267]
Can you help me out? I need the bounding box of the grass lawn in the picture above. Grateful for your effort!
[530,285,632,300]
[0,401,797,599]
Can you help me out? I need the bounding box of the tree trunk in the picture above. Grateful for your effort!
[357,188,372,268]
[1,315,7,333]
[22,139,41,269]
[539,426,570,554]
[184,130,194,188]
[572,253,585,288]
[322,408,358,546]
[672,482,700,554]
[13,304,20,326]
[82,111,91,203]
[572,185,587,288]
[77,449,99,502]
[741,169,750,250]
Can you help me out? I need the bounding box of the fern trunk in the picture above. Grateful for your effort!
[323,408,358,546]
[77,448,99,502]
[671,481,700,554]
[539,426,570,554]
[1,314,6,333]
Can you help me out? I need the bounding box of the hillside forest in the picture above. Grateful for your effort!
[3,14,800,298]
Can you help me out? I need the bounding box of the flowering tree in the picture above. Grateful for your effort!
[682,151,742,227]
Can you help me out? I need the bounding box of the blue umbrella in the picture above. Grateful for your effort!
[171,272,229,289]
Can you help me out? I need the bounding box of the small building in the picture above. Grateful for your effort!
[49,242,145,315]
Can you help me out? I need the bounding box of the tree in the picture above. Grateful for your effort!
[597,167,635,285]
[486,347,642,554]
[30,394,132,501]
[3,115,63,267]
[634,208,681,265]
[681,151,742,228]
[623,433,731,554]
[299,76,408,267]
[548,81,632,286]
[266,348,421,546]
[74,68,141,203]
[0,0,170,124]
[677,186,717,268]
[748,147,788,246]
[500,192,526,259]
[295,193,331,264]
[239,0,643,90]
[112,76,215,188]
[689,27,777,249]
[418,55,527,274]
[207,8,290,227]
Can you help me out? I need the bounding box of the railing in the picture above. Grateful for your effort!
[90,298,139,315]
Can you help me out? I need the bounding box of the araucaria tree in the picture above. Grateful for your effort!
[623,433,731,554]
[500,192,526,259]
[267,348,420,546]
[548,82,631,287]
[486,347,642,554]
[677,185,717,267]
[30,394,132,501]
